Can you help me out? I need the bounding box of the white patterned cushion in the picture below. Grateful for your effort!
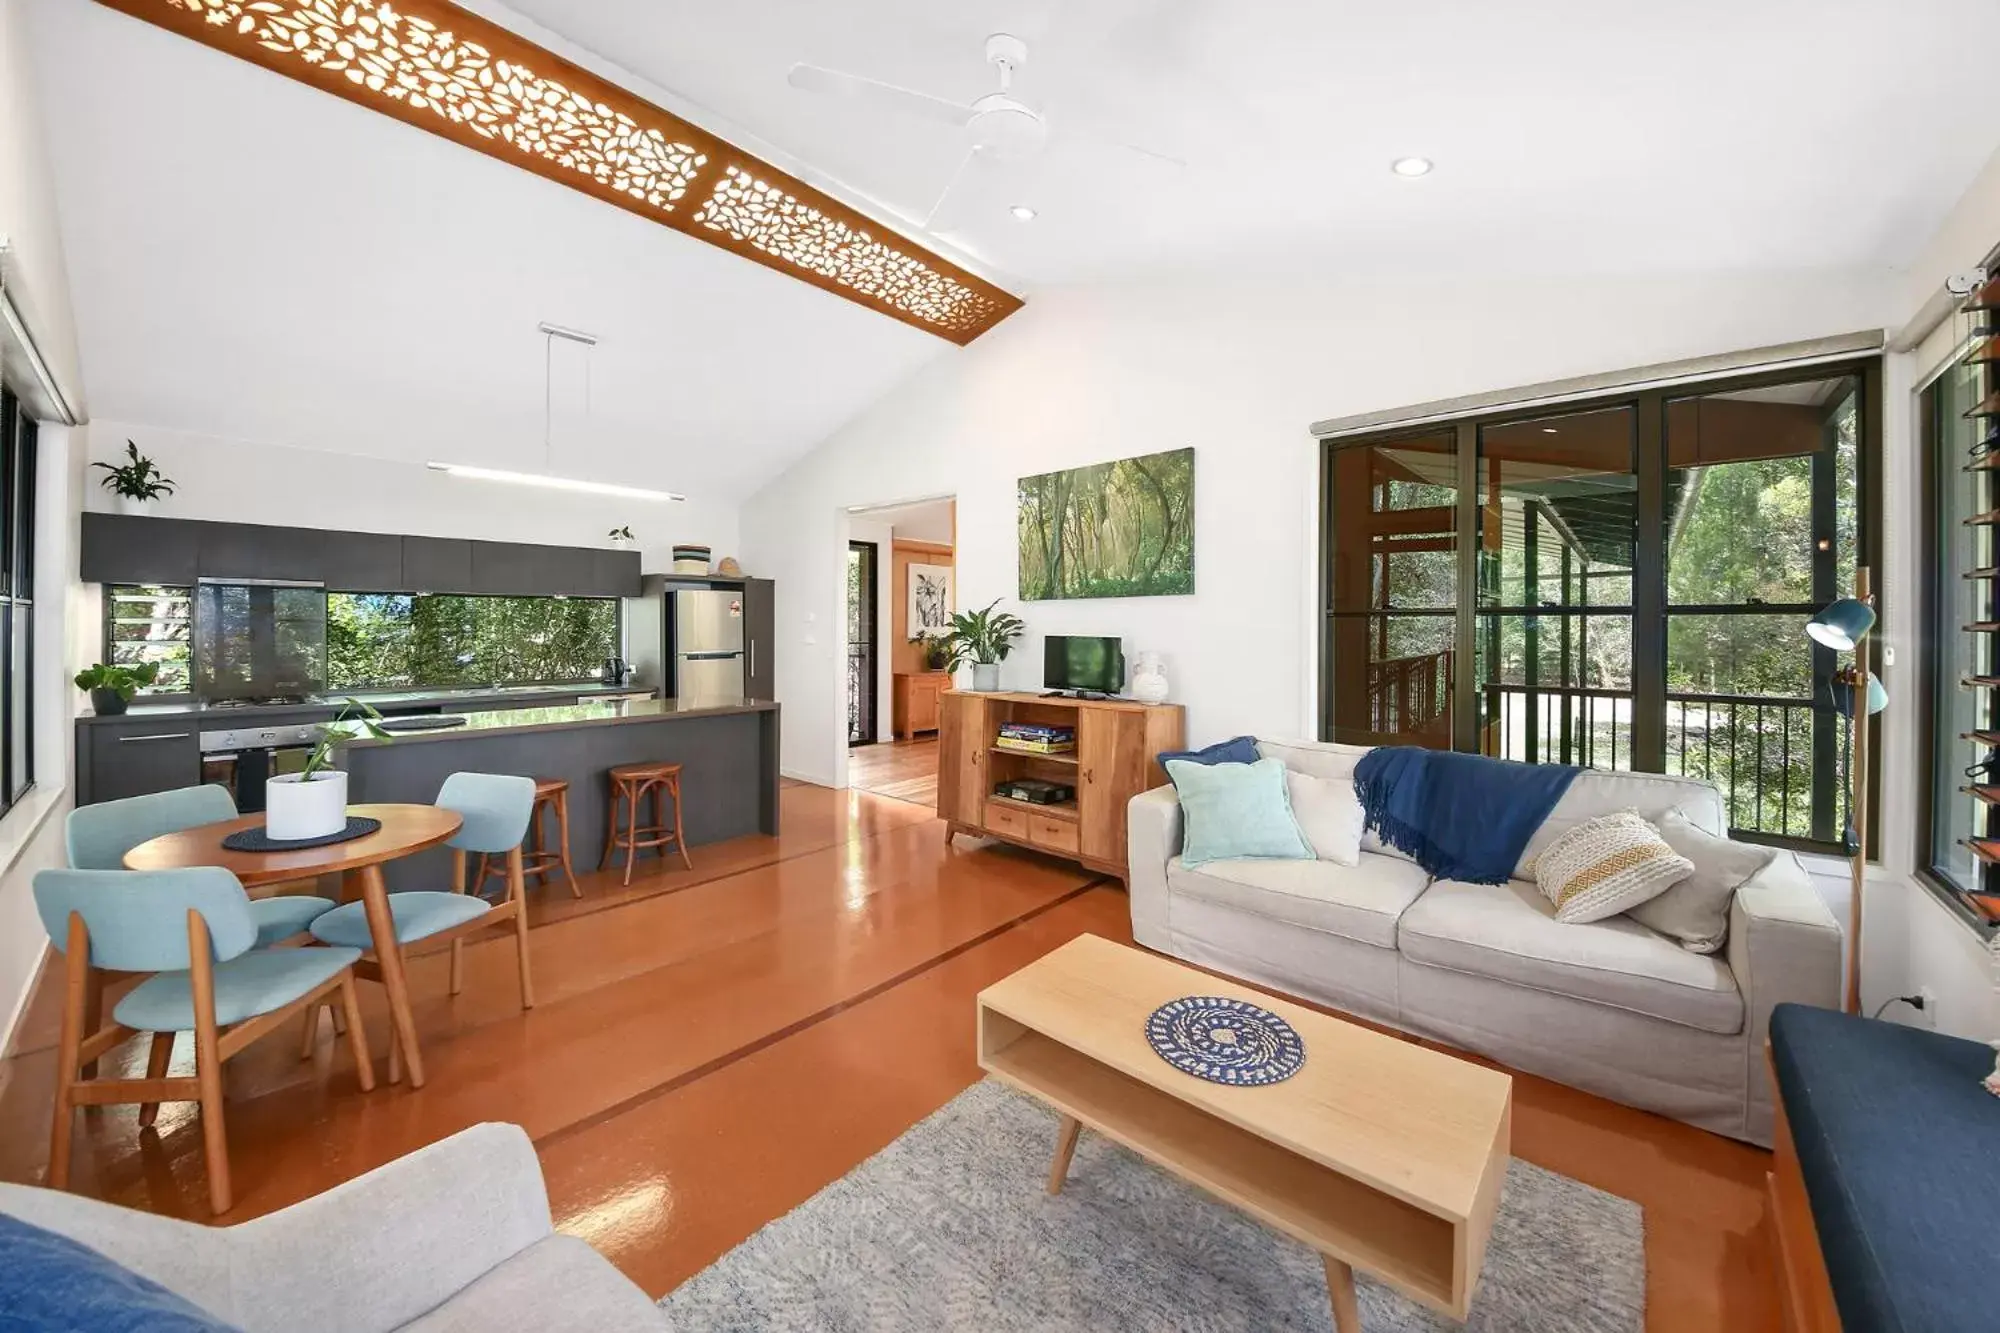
[1534,810,1694,925]
[1284,771,1364,866]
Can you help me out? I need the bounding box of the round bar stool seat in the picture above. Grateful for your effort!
[475,777,580,901]
[600,762,691,886]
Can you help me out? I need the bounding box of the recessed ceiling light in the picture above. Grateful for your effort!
[1010,204,1037,221]
[1541,427,1560,435]
[1391,157,1433,178]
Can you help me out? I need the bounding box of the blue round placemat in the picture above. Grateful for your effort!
[221,815,382,853]
[1145,995,1305,1087]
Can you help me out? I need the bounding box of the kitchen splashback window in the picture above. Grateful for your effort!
[326,592,618,691]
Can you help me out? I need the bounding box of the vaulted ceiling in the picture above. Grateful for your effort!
[26,0,2000,507]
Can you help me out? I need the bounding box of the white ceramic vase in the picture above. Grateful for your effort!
[264,770,348,841]
[972,663,1001,692]
[1131,652,1170,704]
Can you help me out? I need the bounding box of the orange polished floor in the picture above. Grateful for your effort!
[0,783,1779,1330]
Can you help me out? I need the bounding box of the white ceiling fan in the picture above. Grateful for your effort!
[787,33,1184,230]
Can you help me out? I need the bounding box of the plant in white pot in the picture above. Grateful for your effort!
[92,440,176,515]
[940,599,1025,693]
[265,699,389,841]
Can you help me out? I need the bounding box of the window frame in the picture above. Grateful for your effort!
[0,387,35,816]
[1317,355,1883,855]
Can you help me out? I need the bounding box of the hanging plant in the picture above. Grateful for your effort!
[92,441,176,502]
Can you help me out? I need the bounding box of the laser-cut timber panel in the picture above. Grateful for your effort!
[96,0,1023,344]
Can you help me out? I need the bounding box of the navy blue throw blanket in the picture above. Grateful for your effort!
[1352,747,1580,884]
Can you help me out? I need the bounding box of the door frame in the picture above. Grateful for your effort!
[846,538,880,747]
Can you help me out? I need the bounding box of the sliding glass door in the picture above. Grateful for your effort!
[1319,359,1878,851]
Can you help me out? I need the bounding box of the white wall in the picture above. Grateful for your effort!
[0,0,80,406]
[744,267,1889,789]
[80,420,741,571]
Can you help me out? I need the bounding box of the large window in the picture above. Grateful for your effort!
[326,593,617,691]
[1320,359,1878,851]
[108,589,618,695]
[0,388,34,813]
[1923,341,1993,913]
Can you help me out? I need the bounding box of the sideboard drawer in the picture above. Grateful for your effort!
[985,800,1029,839]
[1029,813,1080,855]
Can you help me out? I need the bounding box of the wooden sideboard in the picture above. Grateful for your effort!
[892,671,951,739]
[937,691,1184,880]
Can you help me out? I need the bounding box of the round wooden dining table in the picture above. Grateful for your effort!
[123,803,462,1089]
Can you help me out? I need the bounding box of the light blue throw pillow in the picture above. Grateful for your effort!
[1165,757,1314,869]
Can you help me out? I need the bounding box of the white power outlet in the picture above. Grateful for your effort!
[1918,986,1939,1028]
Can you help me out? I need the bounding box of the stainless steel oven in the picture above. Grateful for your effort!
[198,721,322,813]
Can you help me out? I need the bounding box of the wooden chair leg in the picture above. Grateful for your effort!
[556,788,581,898]
[330,1003,347,1036]
[47,916,89,1192]
[297,1007,319,1060]
[621,783,642,887]
[388,1024,403,1086]
[139,1032,175,1128]
[188,911,232,1216]
[670,775,692,870]
[338,974,375,1093]
[509,847,535,1009]
[80,966,105,1080]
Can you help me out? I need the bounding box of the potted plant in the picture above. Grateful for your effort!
[92,441,176,515]
[264,699,390,841]
[922,634,950,672]
[607,525,635,549]
[940,599,1025,693]
[74,662,159,716]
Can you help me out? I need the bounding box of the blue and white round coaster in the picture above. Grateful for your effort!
[1144,995,1305,1087]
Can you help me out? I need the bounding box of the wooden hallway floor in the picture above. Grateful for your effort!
[849,736,940,809]
[0,783,1779,1329]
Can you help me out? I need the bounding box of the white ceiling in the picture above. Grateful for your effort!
[507,0,2000,285]
[27,0,947,505]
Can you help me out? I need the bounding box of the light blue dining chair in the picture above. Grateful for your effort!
[33,867,373,1216]
[309,773,537,1081]
[66,785,337,947]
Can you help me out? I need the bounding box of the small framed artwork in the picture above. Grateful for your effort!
[909,563,953,638]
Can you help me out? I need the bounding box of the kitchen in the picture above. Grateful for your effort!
[76,512,781,884]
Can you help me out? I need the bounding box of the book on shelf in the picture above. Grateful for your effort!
[993,736,1076,755]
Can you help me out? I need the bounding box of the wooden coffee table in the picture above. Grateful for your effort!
[976,935,1512,1331]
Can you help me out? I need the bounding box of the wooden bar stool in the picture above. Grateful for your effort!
[600,762,691,886]
[475,777,580,900]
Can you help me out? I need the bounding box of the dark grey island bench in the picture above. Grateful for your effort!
[338,696,780,891]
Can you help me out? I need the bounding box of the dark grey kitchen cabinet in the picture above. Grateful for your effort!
[400,536,475,594]
[319,531,404,591]
[79,513,199,585]
[592,547,643,598]
[470,541,602,597]
[743,577,775,701]
[198,521,326,582]
[81,720,200,805]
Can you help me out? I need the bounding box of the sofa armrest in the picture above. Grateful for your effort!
[0,1182,235,1317]
[1727,852,1842,1145]
[226,1123,555,1333]
[1128,785,1182,951]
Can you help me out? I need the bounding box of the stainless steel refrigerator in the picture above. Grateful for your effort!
[671,587,746,697]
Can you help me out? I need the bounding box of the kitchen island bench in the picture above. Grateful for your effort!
[337,697,780,891]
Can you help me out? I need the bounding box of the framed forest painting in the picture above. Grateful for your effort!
[1018,447,1194,600]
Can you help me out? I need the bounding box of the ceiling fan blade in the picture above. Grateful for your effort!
[787,64,975,128]
[1054,113,1186,169]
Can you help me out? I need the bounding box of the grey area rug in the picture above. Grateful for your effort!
[660,1079,1644,1331]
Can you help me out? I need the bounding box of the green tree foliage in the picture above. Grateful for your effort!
[1018,448,1194,600]
[326,593,616,690]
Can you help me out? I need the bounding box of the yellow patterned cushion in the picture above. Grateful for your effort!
[1533,810,1694,925]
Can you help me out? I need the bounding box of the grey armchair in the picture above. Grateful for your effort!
[0,1123,662,1332]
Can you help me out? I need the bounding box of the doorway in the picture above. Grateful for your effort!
[844,497,956,807]
[847,540,878,746]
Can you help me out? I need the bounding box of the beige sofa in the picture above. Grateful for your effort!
[1128,738,1843,1145]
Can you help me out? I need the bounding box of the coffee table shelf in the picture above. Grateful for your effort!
[975,935,1511,1329]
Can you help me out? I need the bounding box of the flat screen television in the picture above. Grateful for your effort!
[1043,635,1124,696]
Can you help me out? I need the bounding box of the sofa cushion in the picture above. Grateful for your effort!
[1533,811,1692,924]
[0,1212,235,1332]
[1627,810,1774,953]
[1516,769,1727,877]
[1168,851,1429,949]
[397,1235,662,1332]
[1285,771,1364,866]
[1399,878,1743,1034]
[1165,758,1313,868]
[1769,1003,2000,1333]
